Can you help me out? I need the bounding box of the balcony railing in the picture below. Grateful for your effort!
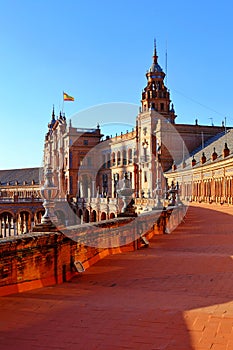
[0,197,43,203]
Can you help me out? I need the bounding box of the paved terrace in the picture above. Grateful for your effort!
[1,203,233,350]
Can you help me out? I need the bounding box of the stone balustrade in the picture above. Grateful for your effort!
[0,205,186,296]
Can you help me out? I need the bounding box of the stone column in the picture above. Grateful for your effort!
[3,218,6,237]
[23,213,27,233]
[20,213,24,234]
[92,180,96,198]
[77,180,80,198]
[80,181,83,198]
[13,219,17,236]
[8,216,11,236]
[88,186,91,199]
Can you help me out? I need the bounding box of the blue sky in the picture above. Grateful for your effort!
[1,0,233,169]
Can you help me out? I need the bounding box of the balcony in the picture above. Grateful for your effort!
[0,197,43,203]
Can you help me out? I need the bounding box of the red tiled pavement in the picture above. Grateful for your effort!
[1,203,233,350]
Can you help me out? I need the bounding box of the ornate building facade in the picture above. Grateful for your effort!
[165,129,233,205]
[0,43,231,236]
[43,43,228,223]
[0,168,44,237]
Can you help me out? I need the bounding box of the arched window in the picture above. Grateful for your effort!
[123,150,127,165]
[107,153,111,168]
[35,210,45,224]
[101,212,107,221]
[91,210,97,222]
[117,151,121,165]
[84,209,89,223]
[0,212,14,237]
[17,211,31,234]
[128,149,133,164]
[112,152,116,166]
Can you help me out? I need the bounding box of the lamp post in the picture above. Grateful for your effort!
[154,129,163,209]
[40,166,58,226]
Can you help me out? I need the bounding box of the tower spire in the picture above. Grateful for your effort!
[52,105,55,119]
[153,38,158,64]
[154,38,157,54]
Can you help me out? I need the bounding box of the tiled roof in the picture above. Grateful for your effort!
[173,129,233,171]
[0,167,41,186]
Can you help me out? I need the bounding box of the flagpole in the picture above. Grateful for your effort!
[62,91,64,114]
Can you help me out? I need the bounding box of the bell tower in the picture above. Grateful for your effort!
[141,40,176,123]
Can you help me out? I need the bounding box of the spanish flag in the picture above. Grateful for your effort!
[63,92,75,101]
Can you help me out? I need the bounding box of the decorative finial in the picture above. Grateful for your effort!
[52,105,55,119]
[192,156,196,167]
[154,38,157,55]
[212,147,217,161]
[223,142,230,158]
[153,38,158,64]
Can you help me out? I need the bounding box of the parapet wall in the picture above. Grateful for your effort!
[0,206,185,296]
